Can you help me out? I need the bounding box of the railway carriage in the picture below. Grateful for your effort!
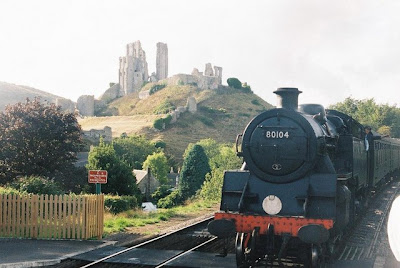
[208,88,400,267]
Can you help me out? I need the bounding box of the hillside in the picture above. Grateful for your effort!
[0,81,65,110]
[79,84,274,164]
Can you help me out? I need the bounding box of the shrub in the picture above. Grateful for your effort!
[153,114,173,131]
[151,185,172,203]
[164,114,172,125]
[104,195,138,214]
[251,99,261,106]
[153,118,164,130]
[157,190,183,208]
[12,176,64,195]
[0,186,22,195]
[241,83,253,93]
[149,84,166,95]
[227,78,242,89]
[154,140,166,149]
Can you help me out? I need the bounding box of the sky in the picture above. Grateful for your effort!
[1,0,400,107]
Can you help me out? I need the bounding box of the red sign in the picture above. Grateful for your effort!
[88,170,108,184]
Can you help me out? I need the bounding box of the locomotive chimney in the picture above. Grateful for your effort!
[273,87,302,110]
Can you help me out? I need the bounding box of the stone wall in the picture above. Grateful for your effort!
[77,95,95,116]
[99,83,121,102]
[166,63,222,90]
[82,126,112,143]
[56,98,75,113]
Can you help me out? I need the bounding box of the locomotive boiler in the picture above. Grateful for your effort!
[208,88,400,267]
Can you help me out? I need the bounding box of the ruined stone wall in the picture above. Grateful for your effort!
[119,41,149,95]
[186,97,197,113]
[214,66,223,84]
[204,63,214,76]
[56,98,75,113]
[99,83,121,103]
[156,42,168,80]
[82,126,112,143]
[167,63,222,90]
[76,95,94,116]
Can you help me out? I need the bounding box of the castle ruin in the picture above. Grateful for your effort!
[75,40,223,117]
[167,63,223,90]
[119,41,149,95]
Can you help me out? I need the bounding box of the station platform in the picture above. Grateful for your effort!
[0,238,113,268]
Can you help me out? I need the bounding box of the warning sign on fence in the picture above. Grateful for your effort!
[88,170,108,184]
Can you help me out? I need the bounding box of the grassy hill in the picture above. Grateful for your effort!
[79,84,274,164]
[0,81,65,110]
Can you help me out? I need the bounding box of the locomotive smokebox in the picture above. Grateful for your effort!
[274,87,302,110]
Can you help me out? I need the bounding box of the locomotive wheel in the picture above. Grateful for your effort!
[310,244,328,268]
[236,233,247,267]
[235,231,258,268]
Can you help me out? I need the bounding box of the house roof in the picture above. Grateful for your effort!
[133,169,155,183]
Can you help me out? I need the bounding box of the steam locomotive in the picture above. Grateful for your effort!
[208,88,400,267]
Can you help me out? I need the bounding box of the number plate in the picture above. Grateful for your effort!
[265,131,289,139]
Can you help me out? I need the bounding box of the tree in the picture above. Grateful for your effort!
[329,97,400,137]
[143,151,169,185]
[227,77,242,89]
[200,143,242,201]
[0,98,83,184]
[178,144,211,199]
[87,140,139,195]
[113,135,158,169]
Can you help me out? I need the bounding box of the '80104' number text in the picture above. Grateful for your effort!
[266,131,289,139]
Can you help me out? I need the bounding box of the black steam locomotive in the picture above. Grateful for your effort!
[208,88,400,267]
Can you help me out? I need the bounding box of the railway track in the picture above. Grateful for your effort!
[49,180,400,268]
[336,180,400,263]
[61,215,226,268]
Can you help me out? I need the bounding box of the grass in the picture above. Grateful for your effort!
[103,199,218,236]
[78,84,274,164]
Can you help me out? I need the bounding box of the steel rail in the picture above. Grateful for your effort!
[79,215,214,268]
[154,236,218,268]
[366,181,400,258]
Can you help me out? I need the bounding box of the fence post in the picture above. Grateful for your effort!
[32,195,38,239]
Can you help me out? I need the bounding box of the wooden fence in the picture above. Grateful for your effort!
[0,194,104,240]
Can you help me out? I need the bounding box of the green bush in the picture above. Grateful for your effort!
[251,99,261,106]
[153,118,164,130]
[153,114,173,131]
[227,78,242,89]
[241,83,253,93]
[154,140,166,149]
[151,185,172,203]
[164,114,172,125]
[149,84,166,95]
[157,190,183,208]
[104,195,138,214]
[12,176,64,195]
[0,186,22,195]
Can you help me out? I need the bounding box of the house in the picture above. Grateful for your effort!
[134,169,160,200]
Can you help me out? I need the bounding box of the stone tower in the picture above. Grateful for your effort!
[156,42,168,80]
[214,66,223,84]
[119,41,149,95]
[204,63,214,76]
